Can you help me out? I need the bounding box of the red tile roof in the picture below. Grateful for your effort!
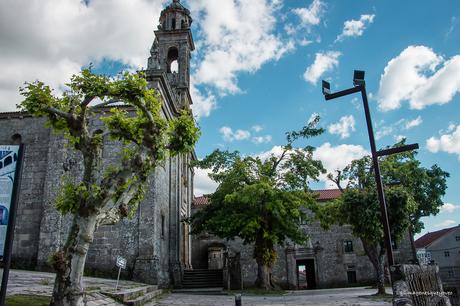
[193,195,209,207]
[415,226,458,249]
[193,189,342,207]
[314,189,342,201]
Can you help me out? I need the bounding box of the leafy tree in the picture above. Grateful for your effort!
[19,69,200,306]
[189,117,326,290]
[317,141,448,294]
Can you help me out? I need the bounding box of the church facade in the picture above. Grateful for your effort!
[0,0,195,287]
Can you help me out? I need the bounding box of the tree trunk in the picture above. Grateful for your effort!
[361,238,386,295]
[255,262,272,290]
[50,214,98,306]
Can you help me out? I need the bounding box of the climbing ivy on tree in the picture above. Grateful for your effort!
[19,68,200,306]
[188,116,326,290]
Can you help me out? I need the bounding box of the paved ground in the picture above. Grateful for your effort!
[2,269,392,306]
[157,287,392,306]
[2,269,143,305]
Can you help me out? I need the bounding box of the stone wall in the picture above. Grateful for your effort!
[191,207,415,289]
[0,110,193,287]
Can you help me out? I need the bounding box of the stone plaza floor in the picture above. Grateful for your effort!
[2,269,392,305]
[156,287,392,306]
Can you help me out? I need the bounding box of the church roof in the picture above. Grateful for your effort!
[193,189,343,207]
[414,225,458,249]
[162,0,190,16]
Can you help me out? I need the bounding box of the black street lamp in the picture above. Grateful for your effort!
[322,70,419,270]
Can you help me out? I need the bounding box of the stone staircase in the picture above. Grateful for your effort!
[102,285,163,306]
[181,269,223,289]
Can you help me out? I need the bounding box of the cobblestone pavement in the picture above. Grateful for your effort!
[157,287,392,306]
[2,269,145,305]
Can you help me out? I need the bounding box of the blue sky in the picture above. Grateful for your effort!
[0,0,459,238]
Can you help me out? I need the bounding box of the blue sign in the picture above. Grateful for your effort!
[0,145,20,257]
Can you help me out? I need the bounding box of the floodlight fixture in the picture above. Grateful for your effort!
[353,70,365,86]
[322,80,331,95]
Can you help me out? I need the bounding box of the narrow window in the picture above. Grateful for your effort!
[445,251,450,257]
[161,215,165,238]
[456,236,460,241]
[172,18,176,30]
[344,240,353,253]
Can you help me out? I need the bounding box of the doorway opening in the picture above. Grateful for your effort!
[296,259,316,289]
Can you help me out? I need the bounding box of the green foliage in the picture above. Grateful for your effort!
[315,139,448,244]
[19,68,200,222]
[190,118,325,267]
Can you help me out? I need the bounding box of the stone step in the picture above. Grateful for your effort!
[125,289,163,306]
[102,285,158,303]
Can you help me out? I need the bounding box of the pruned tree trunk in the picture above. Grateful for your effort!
[255,262,273,290]
[361,238,386,295]
[50,214,98,306]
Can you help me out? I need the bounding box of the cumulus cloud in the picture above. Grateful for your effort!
[336,14,375,42]
[427,124,460,160]
[194,168,219,196]
[190,81,217,120]
[190,0,294,95]
[252,125,264,133]
[304,51,341,85]
[314,142,368,188]
[0,0,165,111]
[378,45,460,111]
[404,116,423,129]
[252,135,272,144]
[220,126,251,142]
[434,219,457,228]
[292,0,324,27]
[440,203,460,213]
[328,115,356,139]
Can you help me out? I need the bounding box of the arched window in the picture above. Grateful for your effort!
[172,18,176,30]
[167,47,179,73]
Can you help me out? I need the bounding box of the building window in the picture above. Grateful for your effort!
[347,271,357,284]
[444,251,450,257]
[391,239,398,250]
[456,236,460,241]
[448,270,454,278]
[161,215,165,238]
[344,240,353,253]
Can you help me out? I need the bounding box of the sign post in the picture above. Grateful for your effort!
[0,144,24,305]
[115,256,127,291]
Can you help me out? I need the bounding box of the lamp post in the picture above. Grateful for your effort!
[321,70,419,270]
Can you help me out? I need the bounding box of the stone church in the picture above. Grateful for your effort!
[192,191,415,289]
[0,0,195,287]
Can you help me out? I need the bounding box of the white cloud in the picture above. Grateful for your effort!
[314,142,368,188]
[0,0,165,111]
[440,203,460,213]
[194,168,219,196]
[404,116,423,130]
[427,124,460,160]
[328,115,356,139]
[252,125,264,133]
[395,135,406,142]
[336,14,375,42]
[292,0,324,27]
[190,0,294,95]
[304,51,341,85]
[378,45,460,111]
[376,125,394,140]
[434,219,457,228]
[252,135,272,144]
[190,81,217,120]
[219,126,251,142]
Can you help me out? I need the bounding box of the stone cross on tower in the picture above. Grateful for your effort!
[147,0,195,110]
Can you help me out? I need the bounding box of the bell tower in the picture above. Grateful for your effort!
[148,0,194,110]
